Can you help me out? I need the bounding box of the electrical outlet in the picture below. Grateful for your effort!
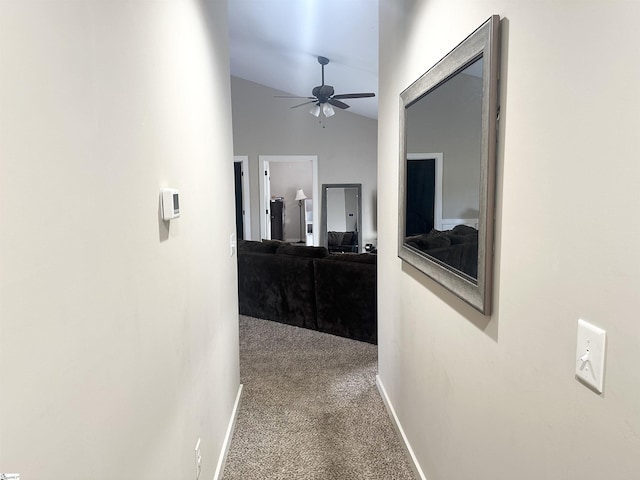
[195,438,202,480]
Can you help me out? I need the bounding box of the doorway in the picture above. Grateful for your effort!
[233,156,251,240]
[258,155,319,245]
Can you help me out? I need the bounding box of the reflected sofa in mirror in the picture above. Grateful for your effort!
[398,15,500,314]
[321,184,362,253]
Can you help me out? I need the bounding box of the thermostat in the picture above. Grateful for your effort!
[161,188,180,220]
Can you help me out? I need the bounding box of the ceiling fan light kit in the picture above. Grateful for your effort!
[276,56,375,122]
[322,103,335,117]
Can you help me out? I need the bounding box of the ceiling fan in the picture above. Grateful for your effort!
[275,56,375,118]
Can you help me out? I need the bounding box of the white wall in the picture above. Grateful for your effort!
[327,188,347,232]
[230,76,378,247]
[0,1,240,479]
[378,1,640,480]
[344,188,359,232]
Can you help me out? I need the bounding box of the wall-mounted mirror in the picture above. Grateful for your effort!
[398,16,500,314]
[321,184,362,253]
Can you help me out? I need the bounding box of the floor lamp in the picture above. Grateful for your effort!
[295,188,307,244]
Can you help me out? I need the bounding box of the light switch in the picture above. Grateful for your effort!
[230,233,236,257]
[575,319,606,393]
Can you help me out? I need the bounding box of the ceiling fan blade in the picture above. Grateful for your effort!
[290,100,317,109]
[274,95,315,99]
[328,98,350,109]
[332,92,376,99]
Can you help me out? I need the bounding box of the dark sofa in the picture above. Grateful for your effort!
[237,240,377,344]
[327,230,358,253]
[405,224,479,278]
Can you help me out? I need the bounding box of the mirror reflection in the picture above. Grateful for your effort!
[321,184,362,253]
[404,57,483,280]
[398,15,499,314]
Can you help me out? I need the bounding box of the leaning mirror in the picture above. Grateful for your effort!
[321,184,362,253]
[398,16,500,314]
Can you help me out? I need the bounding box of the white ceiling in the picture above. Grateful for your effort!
[228,0,379,119]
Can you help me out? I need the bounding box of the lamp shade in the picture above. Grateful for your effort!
[309,105,321,117]
[295,188,307,201]
[322,103,335,117]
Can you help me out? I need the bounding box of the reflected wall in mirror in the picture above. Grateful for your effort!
[321,184,362,253]
[398,16,500,314]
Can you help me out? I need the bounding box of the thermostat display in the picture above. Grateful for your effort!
[161,188,180,221]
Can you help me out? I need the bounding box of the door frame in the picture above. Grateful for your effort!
[233,156,251,240]
[258,155,319,245]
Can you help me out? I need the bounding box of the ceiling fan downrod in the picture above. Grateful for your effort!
[318,56,329,86]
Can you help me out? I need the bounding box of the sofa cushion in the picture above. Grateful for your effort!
[405,233,451,250]
[328,231,357,246]
[448,232,478,245]
[276,244,329,258]
[452,224,477,235]
[327,253,376,264]
[327,231,343,246]
[239,240,277,254]
[427,228,450,238]
[261,238,289,252]
[341,231,356,245]
[427,242,478,278]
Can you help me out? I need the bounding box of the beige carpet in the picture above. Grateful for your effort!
[222,316,416,480]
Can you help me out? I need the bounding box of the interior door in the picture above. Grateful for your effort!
[406,158,435,236]
[270,200,284,240]
[233,162,244,240]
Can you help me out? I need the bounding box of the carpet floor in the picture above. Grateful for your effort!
[221,316,416,480]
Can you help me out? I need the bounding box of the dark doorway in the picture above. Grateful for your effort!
[234,162,244,240]
[406,158,435,236]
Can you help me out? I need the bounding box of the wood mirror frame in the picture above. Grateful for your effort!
[398,15,500,314]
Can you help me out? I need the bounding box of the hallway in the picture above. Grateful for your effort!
[222,317,415,480]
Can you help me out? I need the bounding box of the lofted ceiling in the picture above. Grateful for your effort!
[228,0,379,119]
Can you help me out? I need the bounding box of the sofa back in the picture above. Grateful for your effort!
[237,240,377,343]
[237,249,318,330]
[313,255,377,343]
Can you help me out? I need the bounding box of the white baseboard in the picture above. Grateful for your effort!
[212,383,243,480]
[376,375,427,480]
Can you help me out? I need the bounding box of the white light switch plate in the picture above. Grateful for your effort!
[575,319,606,393]
[195,438,201,480]
[230,233,236,257]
